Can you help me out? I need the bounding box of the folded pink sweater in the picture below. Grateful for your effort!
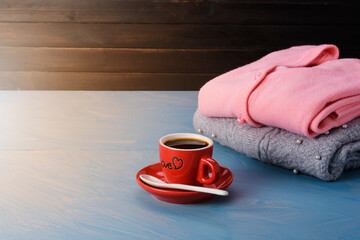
[199,44,360,137]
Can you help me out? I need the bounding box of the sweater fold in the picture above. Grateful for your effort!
[193,110,360,181]
[198,44,360,137]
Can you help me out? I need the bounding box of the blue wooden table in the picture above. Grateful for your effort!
[0,91,359,239]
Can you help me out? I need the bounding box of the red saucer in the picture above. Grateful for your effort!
[136,163,233,204]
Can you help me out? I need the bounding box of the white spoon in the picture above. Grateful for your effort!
[139,174,229,196]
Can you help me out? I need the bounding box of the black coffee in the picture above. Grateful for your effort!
[164,138,209,149]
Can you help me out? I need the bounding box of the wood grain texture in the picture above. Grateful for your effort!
[0,47,359,73]
[0,91,359,239]
[0,23,359,49]
[0,0,359,24]
[0,91,200,151]
[0,47,269,73]
[0,72,215,90]
[0,0,359,90]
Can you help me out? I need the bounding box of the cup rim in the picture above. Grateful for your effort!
[159,133,213,151]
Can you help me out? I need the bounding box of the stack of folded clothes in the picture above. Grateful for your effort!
[194,44,360,181]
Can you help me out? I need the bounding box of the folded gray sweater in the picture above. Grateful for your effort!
[193,110,360,181]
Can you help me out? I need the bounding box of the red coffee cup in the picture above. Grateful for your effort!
[159,133,220,185]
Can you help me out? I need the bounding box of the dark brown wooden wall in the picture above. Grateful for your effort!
[0,0,359,90]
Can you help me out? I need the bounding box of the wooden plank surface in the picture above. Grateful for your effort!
[0,0,359,24]
[0,47,358,74]
[0,72,215,90]
[0,91,360,239]
[0,91,199,151]
[0,47,268,73]
[0,23,359,49]
[0,0,359,90]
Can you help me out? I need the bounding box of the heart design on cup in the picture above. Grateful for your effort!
[172,157,183,170]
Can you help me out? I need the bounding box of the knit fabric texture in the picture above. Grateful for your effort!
[193,110,360,181]
[198,44,360,137]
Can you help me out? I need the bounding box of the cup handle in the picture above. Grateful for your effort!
[196,156,221,184]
